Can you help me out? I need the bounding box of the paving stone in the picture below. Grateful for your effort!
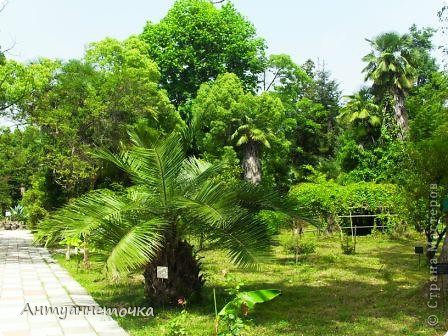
[0,230,129,336]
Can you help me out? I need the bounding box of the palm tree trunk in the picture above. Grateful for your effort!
[143,239,204,306]
[242,140,261,185]
[392,89,409,140]
[438,217,448,294]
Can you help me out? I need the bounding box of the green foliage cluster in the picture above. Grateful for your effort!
[21,174,51,229]
[280,235,317,255]
[257,210,290,234]
[289,181,407,226]
[402,71,448,234]
[141,0,266,107]
[0,127,42,213]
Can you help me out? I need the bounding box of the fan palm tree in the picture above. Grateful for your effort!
[362,32,417,139]
[37,132,295,305]
[231,116,272,185]
[338,89,382,145]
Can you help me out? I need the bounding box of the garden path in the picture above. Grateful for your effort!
[0,230,128,336]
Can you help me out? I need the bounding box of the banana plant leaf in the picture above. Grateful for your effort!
[218,289,281,316]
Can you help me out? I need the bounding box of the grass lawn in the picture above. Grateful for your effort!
[54,232,447,336]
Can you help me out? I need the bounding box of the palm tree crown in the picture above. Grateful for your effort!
[339,90,381,127]
[362,32,416,94]
[362,32,417,138]
[338,89,382,146]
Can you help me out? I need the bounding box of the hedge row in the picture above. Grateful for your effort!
[289,181,407,221]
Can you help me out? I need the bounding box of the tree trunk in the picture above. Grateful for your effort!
[83,245,90,268]
[439,230,448,263]
[438,217,448,294]
[327,214,337,234]
[83,235,90,268]
[392,89,409,140]
[143,240,204,306]
[242,140,261,185]
[65,245,71,261]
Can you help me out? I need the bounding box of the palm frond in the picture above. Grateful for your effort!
[37,189,134,245]
[207,212,273,268]
[175,180,237,225]
[95,133,186,206]
[104,217,168,275]
[177,157,223,193]
[235,134,249,147]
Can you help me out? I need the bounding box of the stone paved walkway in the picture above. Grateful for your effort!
[0,230,129,336]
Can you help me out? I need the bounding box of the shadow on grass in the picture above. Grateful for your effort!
[248,279,445,335]
[54,236,447,336]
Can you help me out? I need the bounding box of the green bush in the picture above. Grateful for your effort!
[288,181,408,232]
[281,234,317,255]
[258,210,290,234]
[340,234,356,255]
[21,175,50,229]
[24,205,48,230]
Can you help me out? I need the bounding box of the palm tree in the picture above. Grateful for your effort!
[231,116,272,185]
[362,32,417,139]
[37,132,294,305]
[338,89,382,145]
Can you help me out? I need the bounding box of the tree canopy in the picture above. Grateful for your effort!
[141,0,266,107]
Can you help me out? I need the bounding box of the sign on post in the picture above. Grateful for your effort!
[414,246,424,254]
[157,266,168,279]
[415,246,424,269]
[436,263,448,275]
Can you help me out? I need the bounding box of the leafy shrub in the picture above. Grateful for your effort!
[340,233,356,255]
[281,234,317,255]
[24,205,48,230]
[164,310,188,336]
[21,175,50,229]
[258,210,290,234]
[289,181,408,232]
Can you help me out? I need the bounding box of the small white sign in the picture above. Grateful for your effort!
[5,211,11,217]
[157,266,168,279]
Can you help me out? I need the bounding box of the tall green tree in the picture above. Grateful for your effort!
[362,32,417,139]
[192,73,287,185]
[404,72,448,239]
[84,37,182,144]
[9,37,182,198]
[0,127,43,214]
[266,58,341,181]
[141,0,266,107]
